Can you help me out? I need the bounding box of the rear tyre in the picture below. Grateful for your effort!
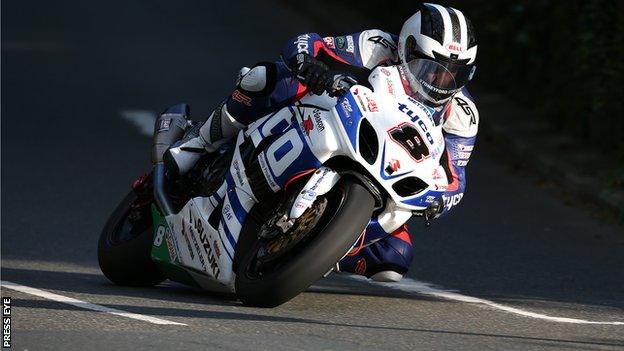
[98,190,165,286]
[235,181,374,307]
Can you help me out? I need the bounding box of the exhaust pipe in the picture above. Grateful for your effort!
[151,103,190,216]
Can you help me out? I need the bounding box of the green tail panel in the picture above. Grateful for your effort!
[150,205,200,288]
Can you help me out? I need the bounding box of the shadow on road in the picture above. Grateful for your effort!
[11,297,624,350]
[3,265,623,313]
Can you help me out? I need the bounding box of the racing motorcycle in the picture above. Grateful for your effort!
[98,59,453,307]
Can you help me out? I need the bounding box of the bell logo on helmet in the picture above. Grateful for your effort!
[447,42,463,53]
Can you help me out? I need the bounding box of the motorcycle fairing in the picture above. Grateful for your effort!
[150,66,454,292]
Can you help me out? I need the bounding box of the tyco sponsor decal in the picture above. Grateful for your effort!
[442,193,464,211]
[397,104,434,145]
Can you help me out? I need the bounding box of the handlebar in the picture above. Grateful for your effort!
[326,74,358,97]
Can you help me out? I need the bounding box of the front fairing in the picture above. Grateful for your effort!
[328,66,449,211]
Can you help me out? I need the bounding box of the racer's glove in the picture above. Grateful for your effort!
[326,74,358,97]
[413,198,443,227]
[291,53,332,95]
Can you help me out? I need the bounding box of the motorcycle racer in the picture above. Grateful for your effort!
[164,3,478,282]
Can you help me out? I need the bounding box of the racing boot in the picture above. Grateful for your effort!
[163,101,244,178]
[337,225,413,282]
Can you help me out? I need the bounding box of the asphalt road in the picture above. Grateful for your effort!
[2,1,623,350]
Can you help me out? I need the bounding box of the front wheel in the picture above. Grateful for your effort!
[98,189,165,286]
[235,181,375,307]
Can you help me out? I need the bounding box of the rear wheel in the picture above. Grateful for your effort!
[235,181,374,307]
[98,189,165,286]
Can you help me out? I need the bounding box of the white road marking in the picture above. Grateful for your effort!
[120,109,156,136]
[1,280,186,326]
[346,276,624,326]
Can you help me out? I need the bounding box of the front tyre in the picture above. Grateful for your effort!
[235,181,375,307]
[98,190,165,286]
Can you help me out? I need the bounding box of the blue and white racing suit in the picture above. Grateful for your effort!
[219,30,479,278]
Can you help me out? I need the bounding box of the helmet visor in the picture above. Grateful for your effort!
[403,59,475,105]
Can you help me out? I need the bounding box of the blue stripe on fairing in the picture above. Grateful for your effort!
[221,202,236,249]
[220,217,237,251]
[224,172,248,225]
[217,226,234,261]
[269,118,291,136]
[335,92,362,151]
[212,190,222,203]
[273,139,293,163]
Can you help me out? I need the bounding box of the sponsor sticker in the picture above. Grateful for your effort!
[189,210,220,278]
[346,35,355,53]
[323,36,335,49]
[368,35,397,51]
[232,90,252,106]
[442,193,464,211]
[302,189,316,201]
[432,168,444,180]
[385,159,401,174]
[341,98,353,117]
[165,229,179,262]
[301,117,314,135]
[335,36,346,49]
[294,34,311,54]
[212,240,221,258]
[386,78,395,95]
[158,118,171,132]
[312,109,325,132]
[458,144,474,151]
[366,96,379,112]
[355,258,367,275]
[258,154,280,192]
[232,159,245,185]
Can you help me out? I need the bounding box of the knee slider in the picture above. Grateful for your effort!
[237,62,277,96]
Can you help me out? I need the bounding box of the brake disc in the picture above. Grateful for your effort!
[258,198,328,262]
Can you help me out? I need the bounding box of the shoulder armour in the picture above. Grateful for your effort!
[443,89,479,138]
[358,29,398,69]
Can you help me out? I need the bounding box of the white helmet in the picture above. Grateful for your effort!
[398,3,477,106]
